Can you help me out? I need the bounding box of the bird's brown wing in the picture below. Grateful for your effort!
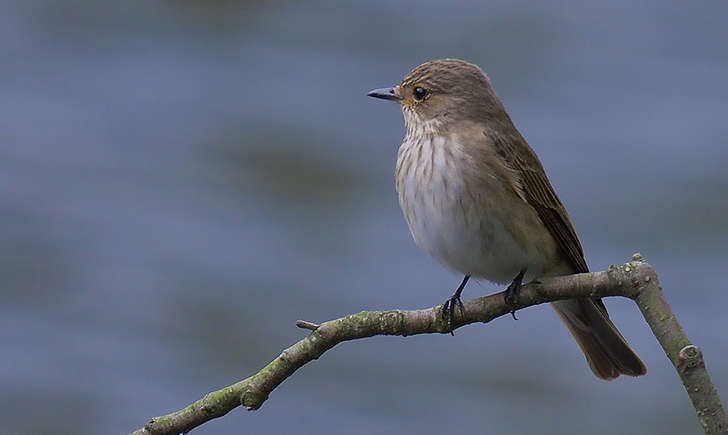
[486,131,589,275]
[484,132,648,378]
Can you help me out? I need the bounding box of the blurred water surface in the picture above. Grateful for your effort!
[1,1,727,434]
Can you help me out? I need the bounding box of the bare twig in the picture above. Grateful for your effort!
[130,254,726,435]
[295,320,320,330]
[629,254,727,434]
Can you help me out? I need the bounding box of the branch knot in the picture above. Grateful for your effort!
[678,345,705,372]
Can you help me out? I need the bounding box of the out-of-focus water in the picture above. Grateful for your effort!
[1,1,727,434]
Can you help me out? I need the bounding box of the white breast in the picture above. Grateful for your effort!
[395,132,552,283]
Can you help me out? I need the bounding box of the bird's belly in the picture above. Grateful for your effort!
[396,138,555,283]
[403,190,531,283]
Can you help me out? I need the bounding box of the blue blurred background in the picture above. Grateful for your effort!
[2,1,727,434]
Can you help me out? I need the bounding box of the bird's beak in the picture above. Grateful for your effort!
[367,87,402,102]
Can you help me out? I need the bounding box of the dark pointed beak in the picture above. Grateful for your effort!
[367,87,402,101]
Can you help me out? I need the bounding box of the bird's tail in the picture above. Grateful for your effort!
[551,299,647,380]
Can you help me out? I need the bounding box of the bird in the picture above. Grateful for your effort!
[367,58,646,380]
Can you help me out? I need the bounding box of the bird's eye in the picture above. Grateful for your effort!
[413,86,428,101]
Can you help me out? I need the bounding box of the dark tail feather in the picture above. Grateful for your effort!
[551,299,647,380]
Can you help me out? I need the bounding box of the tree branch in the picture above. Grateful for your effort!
[130,254,727,435]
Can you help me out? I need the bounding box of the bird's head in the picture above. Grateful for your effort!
[367,58,507,135]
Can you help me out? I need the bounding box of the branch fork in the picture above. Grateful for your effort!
[132,254,727,435]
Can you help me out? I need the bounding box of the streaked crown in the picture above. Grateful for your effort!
[395,59,508,126]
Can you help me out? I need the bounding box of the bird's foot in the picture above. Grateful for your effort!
[442,275,470,335]
[504,269,526,320]
[443,294,464,335]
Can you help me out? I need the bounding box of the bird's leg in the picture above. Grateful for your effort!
[504,268,526,320]
[443,275,470,335]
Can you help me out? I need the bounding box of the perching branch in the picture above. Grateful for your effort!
[131,254,727,435]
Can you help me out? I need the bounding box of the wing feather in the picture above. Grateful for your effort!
[486,131,589,275]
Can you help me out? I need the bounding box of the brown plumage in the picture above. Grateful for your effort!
[369,58,646,380]
[486,128,646,379]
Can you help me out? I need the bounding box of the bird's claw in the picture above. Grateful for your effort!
[504,269,526,320]
[442,295,464,335]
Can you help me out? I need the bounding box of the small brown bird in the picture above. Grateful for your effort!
[368,58,646,380]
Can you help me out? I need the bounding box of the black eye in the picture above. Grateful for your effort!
[413,86,428,101]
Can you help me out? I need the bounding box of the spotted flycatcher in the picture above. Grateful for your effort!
[367,58,646,380]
